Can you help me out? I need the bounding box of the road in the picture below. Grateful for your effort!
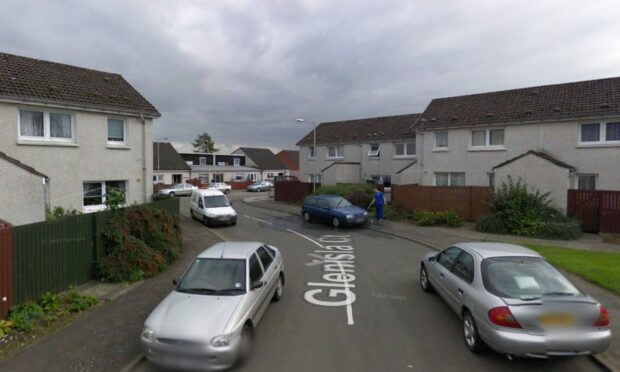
[134,191,601,372]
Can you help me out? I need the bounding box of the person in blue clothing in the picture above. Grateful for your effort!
[368,186,386,222]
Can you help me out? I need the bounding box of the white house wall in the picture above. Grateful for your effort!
[0,159,46,225]
[0,102,153,213]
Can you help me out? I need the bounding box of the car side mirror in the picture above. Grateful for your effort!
[172,278,178,285]
[251,280,265,290]
[229,201,233,206]
[428,256,436,262]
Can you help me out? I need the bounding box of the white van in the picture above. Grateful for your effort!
[190,189,237,226]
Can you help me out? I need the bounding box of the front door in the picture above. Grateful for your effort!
[172,174,182,183]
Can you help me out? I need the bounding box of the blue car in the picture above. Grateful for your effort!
[301,195,369,227]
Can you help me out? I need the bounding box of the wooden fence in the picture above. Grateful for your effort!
[567,190,620,233]
[392,185,493,221]
[274,181,319,204]
[0,198,180,311]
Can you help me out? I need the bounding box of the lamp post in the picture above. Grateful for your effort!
[297,118,317,193]
[156,137,168,185]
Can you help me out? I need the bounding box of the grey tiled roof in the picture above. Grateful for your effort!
[236,147,287,170]
[0,150,48,178]
[296,114,421,146]
[420,77,620,130]
[0,52,160,117]
[153,142,191,171]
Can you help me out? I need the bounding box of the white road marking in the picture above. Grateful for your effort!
[205,227,228,242]
[287,229,355,326]
[243,214,273,225]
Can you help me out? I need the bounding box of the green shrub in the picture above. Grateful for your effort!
[98,206,182,282]
[477,176,582,240]
[412,209,464,227]
[315,183,374,208]
[9,302,44,332]
[0,319,13,338]
[46,206,80,221]
[413,209,437,226]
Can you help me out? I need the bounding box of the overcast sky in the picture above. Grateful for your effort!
[2,0,620,149]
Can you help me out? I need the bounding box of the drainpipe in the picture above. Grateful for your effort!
[141,114,148,203]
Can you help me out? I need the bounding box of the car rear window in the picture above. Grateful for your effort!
[481,257,580,300]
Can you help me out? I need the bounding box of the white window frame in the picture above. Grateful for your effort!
[575,174,597,190]
[434,131,449,150]
[82,180,128,213]
[107,117,127,145]
[368,144,380,157]
[469,128,505,150]
[394,142,416,158]
[18,108,76,143]
[433,172,465,186]
[234,158,241,166]
[327,145,344,159]
[579,122,620,146]
[153,174,164,184]
[199,157,207,165]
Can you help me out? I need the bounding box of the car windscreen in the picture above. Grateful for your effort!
[328,197,351,209]
[203,195,230,208]
[173,184,183,189]
[177,258,246,295]
[481,256,580,300]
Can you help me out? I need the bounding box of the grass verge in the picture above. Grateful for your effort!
[525,244,620,296]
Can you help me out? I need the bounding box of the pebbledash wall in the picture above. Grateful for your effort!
[0,101,154,214]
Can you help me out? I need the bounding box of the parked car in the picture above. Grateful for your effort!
[301,195,368,227]
[208,182,232,194]
[141,241,285,370]
[246,181,272,192]
[190,189,237,226]
[420,242,612,359]
[158,183,197,197]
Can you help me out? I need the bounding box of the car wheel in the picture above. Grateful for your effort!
[272,274,284,302]
[169,191,175,197]
[332,217,340,228]
[190,209,194,219]
[203,216,210,227]
[303,212,311,222]
[236,324,254,365]
[257,188,261,192]
[420,265,434,293]
[463,310,484,353]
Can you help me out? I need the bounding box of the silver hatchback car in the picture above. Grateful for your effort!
[420,242,611,359]
[141,242,285,370]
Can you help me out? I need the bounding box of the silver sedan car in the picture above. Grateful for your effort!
[158,183,198,197]
[420,242,611,359]
[141,242,285,370]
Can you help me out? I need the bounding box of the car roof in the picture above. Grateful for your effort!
[192,189,224,196]
[308,195,342,199]
[455,242,541,259]
[197,241,264,260]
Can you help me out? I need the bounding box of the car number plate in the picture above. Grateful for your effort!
[539,313,575,327]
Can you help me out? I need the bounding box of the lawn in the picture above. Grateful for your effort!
[525,244,620,296]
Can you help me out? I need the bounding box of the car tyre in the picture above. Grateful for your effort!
[272,274,284,302]
[169,191,175,197]
[190,209,195,219]
[303,212,311,222]
[420,265,434,293]
[332,217,340,228]
[463,310,484,354]
[257,188,261,192]
[203,216,210,227]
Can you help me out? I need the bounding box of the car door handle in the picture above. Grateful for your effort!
[439,273,444,278]
[458,289,464,295]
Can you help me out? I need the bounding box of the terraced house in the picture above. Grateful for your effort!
[296,114,422,187]
[0,52,160,224]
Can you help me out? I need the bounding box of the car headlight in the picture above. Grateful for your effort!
[141,326,155,341]
[211,334,231,347]
[346,214,353,219]
[363,212,368,216]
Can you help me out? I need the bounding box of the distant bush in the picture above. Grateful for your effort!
[412,209,464,227]
[315,183,374,208]
[98,206,182,282]
[476,177,582,240]
[45,206,80,221]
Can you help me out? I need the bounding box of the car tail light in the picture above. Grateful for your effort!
[488,306,522,328]
[593,305,610,327]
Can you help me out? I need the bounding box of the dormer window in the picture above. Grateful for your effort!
[234,158,241,166]
[199,157,207,165]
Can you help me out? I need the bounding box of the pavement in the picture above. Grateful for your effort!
[245,194,619,371]
[0,191,613,372]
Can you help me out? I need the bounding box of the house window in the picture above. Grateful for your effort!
[606,122,620,141]
[153,174,164,184]
[19,109,74,141]
[83,180,127,211]
[309,146,316,159]
[309,174,322,184]
[580,123,600,142]
[249,173,256,181]
[235,173,244,181]
[435,131,448,148]
[471,128,504,148]
[234,158,241,166]
[577,174,597,190]
[487,172,495,187]
[107,118,125,143]
[434,172,465,186]
[199,157,207,165]
[394,142,415,157]
[327,145,344,158]
[172,174,182,183]
[198,173,209,183]
[368,144,380,157]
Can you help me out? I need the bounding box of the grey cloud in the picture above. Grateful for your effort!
[2,0,620,148]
